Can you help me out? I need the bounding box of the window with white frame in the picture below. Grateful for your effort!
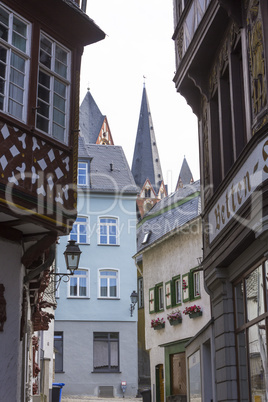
[0,5,30,121]
[99,217,118,245]
[77,161,88,186]
[70,216,89,244]
[69,269,89,297]
[193,271,200,297]
[156,283,164,311]
[36,32,70,143]
[99,269,119,298]
[175,276,182,304]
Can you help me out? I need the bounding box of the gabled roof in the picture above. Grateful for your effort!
[136,180,201,254]
[176,157,194,190]
[79,90,113,144]
[131,85,164,193]
[78,137,138,194]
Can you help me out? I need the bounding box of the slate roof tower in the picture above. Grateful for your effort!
[131,84,167,218]
[175,156,194,190]
[79,89,114,145]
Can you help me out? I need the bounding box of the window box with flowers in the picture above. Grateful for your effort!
[167,310,182,326]
[183,305,202,318]
[151,317,165,330]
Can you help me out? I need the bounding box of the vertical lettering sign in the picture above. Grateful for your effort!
[208,138,268,243]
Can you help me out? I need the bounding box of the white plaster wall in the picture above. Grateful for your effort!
[143,218,211,351]
[0,238,24,402]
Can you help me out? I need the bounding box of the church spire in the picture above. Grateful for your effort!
[175,156,194,190]
[131,84,166,219]
[131,85,164,193]
[79,89,114,145]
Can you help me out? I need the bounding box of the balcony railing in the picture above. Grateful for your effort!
[174,0,211,66]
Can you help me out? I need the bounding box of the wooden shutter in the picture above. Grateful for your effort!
[149,287,155,313]
[165,281,172,309]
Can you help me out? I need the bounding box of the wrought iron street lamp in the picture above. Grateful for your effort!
[130,290,138,317]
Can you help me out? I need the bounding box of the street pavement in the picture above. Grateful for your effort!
[62,398,142,402]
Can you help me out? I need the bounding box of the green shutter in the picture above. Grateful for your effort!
[165,281,172,309]
[149,287,155,314]
[182,273,190,302]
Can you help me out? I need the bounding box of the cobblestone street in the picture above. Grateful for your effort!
[62,397,142,402]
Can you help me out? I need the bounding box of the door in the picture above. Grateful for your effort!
[170,352,187,396]
[156,364,164,402]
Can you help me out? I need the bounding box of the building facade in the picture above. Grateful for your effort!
[54,139,139,398]
[173,0,268,400]
[0,1,105,400]
[135,180,211,402]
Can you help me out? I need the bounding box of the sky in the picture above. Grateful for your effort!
[79,0,199,193]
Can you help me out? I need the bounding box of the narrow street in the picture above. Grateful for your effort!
[62,397,142,402]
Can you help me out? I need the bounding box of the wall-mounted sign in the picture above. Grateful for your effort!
[208,136,268,243]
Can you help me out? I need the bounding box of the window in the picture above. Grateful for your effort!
[99,217,118,245]
[93,332,119,372]
[36,32,70,143]
[193,271,200,298]
[145,188,151,198]
[138,277,144,308]
[70,216,89,244]
[54,332,63,372]
[0,5,30,121]
[188,350,201,401]
[77,161,88,186]
[174,276,182,305]
[155,283,164,312]
[69,269,89,297]
[234,261,268,400]
[99,269,119,298]
[182,270,201,302]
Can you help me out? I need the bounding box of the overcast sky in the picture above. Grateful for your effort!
[79,0,199,193]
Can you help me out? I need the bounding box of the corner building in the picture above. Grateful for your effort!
[173,1,268,400]
[0,1,104,401]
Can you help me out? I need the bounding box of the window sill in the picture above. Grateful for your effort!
[98,297,120,300]
[55,371,65,374]
[67,297,90,299]
[92,371,121,374]
[98,244,120,247]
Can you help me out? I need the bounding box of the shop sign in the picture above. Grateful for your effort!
[208,137,268,243]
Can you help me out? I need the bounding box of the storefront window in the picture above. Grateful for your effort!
[234,260,268,401]
[245,265,264,321]
[188,350,201,402]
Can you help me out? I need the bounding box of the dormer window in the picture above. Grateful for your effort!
[145,188,151,198]
[78,161,88,186]
[36,32,71,143]
[0,5,30,122]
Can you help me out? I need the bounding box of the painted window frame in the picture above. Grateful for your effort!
[77,160,89,186]
[69,216,90,244]
[93,332,119,373]
[36,31,71,144]
[98,268,120,299]
[98,216,119,246]
[0,4,31,122]
[68,268,89,298]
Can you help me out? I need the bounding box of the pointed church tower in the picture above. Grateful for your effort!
[79,89,114,145]
[132,84,167,218]
[175,156,194,190]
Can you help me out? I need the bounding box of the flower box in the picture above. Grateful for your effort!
[153,323,165,330]
[189,311,202,318]
[169,318,182,326]
[151,317,165,329]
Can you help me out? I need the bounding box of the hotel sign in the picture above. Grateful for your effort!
[209,137,268,243]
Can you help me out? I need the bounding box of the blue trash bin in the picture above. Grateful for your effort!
[52,383,65,402]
